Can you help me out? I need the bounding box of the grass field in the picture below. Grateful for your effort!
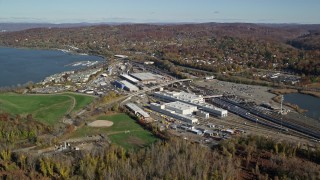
[72,113,158,150]
[64,93,95,112]
[0,93,94,125]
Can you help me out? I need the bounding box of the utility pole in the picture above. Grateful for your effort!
[280,95,284,115]
[280,95,284,132]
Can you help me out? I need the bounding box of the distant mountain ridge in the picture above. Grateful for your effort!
[1,22,320,32]
[0,23,99,32]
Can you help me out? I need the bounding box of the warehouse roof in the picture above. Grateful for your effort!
[130,72,162,81]
[155,91,204,103]
[165,101,197,111]
[126,103,150,118]
[120,80,139,91]
[120,74,139,83]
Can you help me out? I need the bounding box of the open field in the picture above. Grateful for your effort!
[0,93,94,125]
[65,93,95,112]
[72,113,157,150]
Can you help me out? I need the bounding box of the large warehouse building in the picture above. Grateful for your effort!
[114,80,139,92]
[129,72,163,84]
[150,102,199,124]
[165,101,198,115]
[126,103,150,119]
[153,91,228,117]
[120,74,139,84]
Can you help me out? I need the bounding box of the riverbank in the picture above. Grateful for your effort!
[300,90,320,98]
[269,89,308,113]
[0,45,107,61]
[270,88,320,98]
[0,47,105,88]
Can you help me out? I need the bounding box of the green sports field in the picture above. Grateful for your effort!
[72,113,158,150]
[0,93,94,125]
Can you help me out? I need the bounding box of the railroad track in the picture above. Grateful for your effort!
[218,97,320,140]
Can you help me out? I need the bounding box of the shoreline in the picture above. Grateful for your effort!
[268,88,320,115]
[0,45,107,60]
[0,46,106,89]
[299,90,320,98]
[269,88,320,98]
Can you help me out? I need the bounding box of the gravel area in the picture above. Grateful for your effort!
[195,79,277,106]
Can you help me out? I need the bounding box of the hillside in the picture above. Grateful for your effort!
[0,23,319,76]
[289,30,320,50]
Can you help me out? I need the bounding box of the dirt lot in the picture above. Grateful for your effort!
[88,120,114,127]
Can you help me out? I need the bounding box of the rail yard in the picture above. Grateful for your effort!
[16,56,320,153]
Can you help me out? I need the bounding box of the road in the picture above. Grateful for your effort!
[120,78,192,106]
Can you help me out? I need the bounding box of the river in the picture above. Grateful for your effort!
[284,93,320,121]
[0,47,104,87]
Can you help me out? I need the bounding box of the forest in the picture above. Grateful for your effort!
[0,112,319,179]
[0,23,319,76]
[0,104,320,179]
[0,132,320,179]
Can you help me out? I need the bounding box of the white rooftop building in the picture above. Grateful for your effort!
[150,103,198,124]
[153,91,228,117]
[164,101,197,115]
[126,103,150,119]
[114,55,128,59]
[129,72,163,84]
[120,80,139,92]
[156,91,205,104]
[120,74,139,84]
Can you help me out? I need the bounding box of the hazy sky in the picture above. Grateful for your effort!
[0,0,319,24]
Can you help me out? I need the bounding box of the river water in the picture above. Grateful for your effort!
[284,93,320,121]
[0,47,104,87]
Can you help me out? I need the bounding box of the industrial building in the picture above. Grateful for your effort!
[114,80,139,92]
[153,91,228,117]
[165,101,198,115]
[150,103,199,124]
[129,72,163,84]
[120,74,139,84]
[126,103,150,119]
[155,91,205,104]
[120,80,139,92]
[196,111,209,119]
[114,55,128,59]
[114,80,125,89]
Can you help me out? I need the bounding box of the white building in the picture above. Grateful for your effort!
[120,74,139,84]
[153,91,228,117]
[205,76,215,80]
[164,101,197,115]
[126,103,150,119]
[150,103,198,124]
[144,61,154,65]
[120,80,139,92]
[129,72,163,84]
[156,91,204,104]
[196,111,210,119]
[114,55,128,59]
